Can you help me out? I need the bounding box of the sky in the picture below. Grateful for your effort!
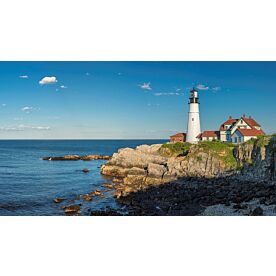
[0,61,275,139]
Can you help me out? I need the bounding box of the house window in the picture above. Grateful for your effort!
[235,137,238,143]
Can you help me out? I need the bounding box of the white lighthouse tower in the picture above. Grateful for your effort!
[186,88,201,143]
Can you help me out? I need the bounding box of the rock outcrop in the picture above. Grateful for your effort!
[234,136,276,181]
[43,154,110,161]
[101,142,237,189]
[101,137,276,199]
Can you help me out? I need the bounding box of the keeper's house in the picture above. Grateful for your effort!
[218,115,265,143]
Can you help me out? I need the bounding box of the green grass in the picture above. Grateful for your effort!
[245,135,274,148]
[159,142,192,157]
[197,140,237,168]
[160,140,238,168]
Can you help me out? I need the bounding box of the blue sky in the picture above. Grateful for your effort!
[0,61,275,139]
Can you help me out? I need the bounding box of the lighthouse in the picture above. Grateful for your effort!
[186,88,201,143]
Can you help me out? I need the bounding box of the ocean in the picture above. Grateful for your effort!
[0,139,166,216]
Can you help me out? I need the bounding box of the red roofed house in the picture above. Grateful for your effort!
[196,131,220,141]
[220,115,265,143]
[196,115,265,144]
[219,116,239,142]
[231,128,265,143]
[170,133,186,143]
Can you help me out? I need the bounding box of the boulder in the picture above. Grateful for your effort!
[102,183,114,189]
[53,198,66,204]
[250,207,264,216]
[81,194,93,201]
[64,205,81,213]
[90,190,103,196]
[147,163,167,178]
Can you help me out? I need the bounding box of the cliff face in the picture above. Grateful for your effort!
[234,136,276,181]
[101,137,276,192]
[101,141,238,191]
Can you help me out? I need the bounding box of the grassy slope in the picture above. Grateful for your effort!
[160,141,237,168]
[159,142,192,157]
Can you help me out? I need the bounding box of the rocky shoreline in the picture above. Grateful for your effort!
[96,136,276,216]
[89,176,276,216]
[46,136,276,216]
[115,177,276,216]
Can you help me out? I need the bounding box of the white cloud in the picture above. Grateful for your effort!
[0,124,50,131]
[196,84,221,92]
[60,85,67,89]
[21,106,39,113]
[1,103,7,107]
[19,75,29,79]
[154,92,183,96]
[85,72,90,76]
[139,82,152,90]
[196,84,209,90]
[39,76,58,85]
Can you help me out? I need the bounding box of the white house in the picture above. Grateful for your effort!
[195,115,265,144]
[197,131,219,141]
[218,115,265,143]
[231,128,265,143]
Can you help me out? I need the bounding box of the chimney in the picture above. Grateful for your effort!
[229,116,232,119]
[243,114,246,117]
[249,115,252,119]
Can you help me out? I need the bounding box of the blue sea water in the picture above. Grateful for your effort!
[0,140,166,216]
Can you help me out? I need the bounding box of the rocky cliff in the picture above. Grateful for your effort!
[97,136,276,216]
[101,141,235,197]
[234,136,276,181]
[101,136,276,198]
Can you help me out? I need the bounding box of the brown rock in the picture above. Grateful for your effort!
[90,190,103,196]
[81,155,111,161]
[43,154,110,161]
[53,198,66,204]
[64,205,81,213]
[82,168,90,173]
[81,194,93,201]
[102,183,114,189]
[113,177,123,183]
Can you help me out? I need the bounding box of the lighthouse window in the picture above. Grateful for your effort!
[192,118,194,121]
